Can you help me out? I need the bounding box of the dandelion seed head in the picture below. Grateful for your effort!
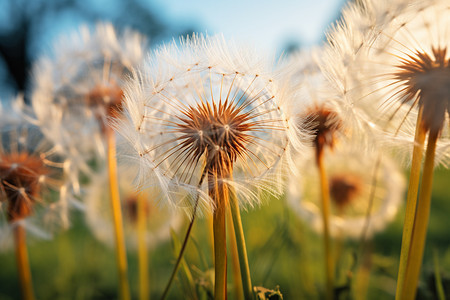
[300,105,343,153]
[31,22,147,164]
[288,145,405,239]
[329,173,363,210]
[0,152,49,221]
[322,0,450,165]
[116,34,293,214]
[393,47,450,135]
[85,167,183,250]
[0,98,71,242]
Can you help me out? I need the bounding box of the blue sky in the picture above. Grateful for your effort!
[0,0,345,100]
[148,0,345,55]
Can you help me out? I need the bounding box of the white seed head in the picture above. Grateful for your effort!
[31,22,148,175]
[322,0,450,166]
[114,34,297,216]
[288,144,405,239]
[0,97,71,243]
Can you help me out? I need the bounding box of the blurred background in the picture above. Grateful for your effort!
[0,0,344,101]
[1,0,449,299]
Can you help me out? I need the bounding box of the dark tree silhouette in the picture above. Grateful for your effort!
[0,0,188,98]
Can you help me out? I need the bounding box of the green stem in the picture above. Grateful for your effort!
[227,206,244,300]
[14,224,35,300]
[316,148,334,300]
[137,194,149,300]
[395,107,426,300]
[433,249,446,300]
[107,128,131,300]
[160,169,206,300]
[402,130,438,300]
[229,190,253,300]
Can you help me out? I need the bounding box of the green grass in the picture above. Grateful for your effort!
[0,169,449,299]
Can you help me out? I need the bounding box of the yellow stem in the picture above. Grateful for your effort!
[211,173,228,300]
[14,224,35,300]
[208,214,215,260]
[402,130,438,300]
[395,107,426,300]
[138,193,150,300]
[214,206,227,300]
[227,206,244,300]
[107,128,131,300]
[316,149,334,300]
[354,246,372,300]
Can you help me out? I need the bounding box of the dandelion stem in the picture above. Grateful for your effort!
[229,189,254,300]
[160,169,206,300]
[353,248,371,300]
[402,129,438,300]
[212,176,228,300]
[433,249,446,300]
[227,206,244,300]
[14,224,35,300]
[137,193,150,300]
[107,127,131,300]
[316,148,334,300]
[395,107,426,300]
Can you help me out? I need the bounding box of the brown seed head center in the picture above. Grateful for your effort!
[394,47,450,134]
[330,174,363,210]
[176,100,253,175]
[301,105,343,153]
[124,195,151,225]
[0,152,49,222]
[85,81,124,127]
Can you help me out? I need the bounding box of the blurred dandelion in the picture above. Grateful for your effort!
[322,0,449,298]
[31,22,147,177]
[85,167,183,251]
[288,146,404,239]
[86,167,183,300]
[0,97,69,300]
[31,22,147,300]
[116,34,294,300]
[282,52,350,300]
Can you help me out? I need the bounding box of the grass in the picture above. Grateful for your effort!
[0,169,449,299]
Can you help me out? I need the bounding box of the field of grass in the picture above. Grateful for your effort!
[0,168,449,299]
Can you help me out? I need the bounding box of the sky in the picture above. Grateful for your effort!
[0,0,346,100]
[146,0,345,55]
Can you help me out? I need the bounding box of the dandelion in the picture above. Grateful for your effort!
[31,22,147,300]
[288,146,404,240]
[31,22,147,174]
[86,167,183,300]
[115,34,294,300]
[322,0,449,298]
[281,51,351,300]
[0,97,69,300]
